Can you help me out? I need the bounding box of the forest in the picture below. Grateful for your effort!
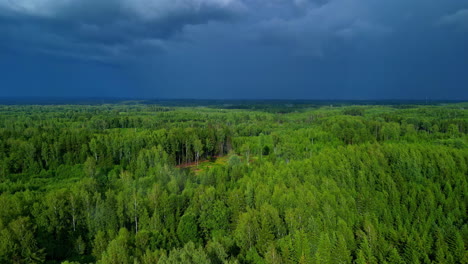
[0,101,466,264]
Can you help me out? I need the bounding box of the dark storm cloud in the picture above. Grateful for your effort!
[0,0,244,61]
[0,0,467,99]
[247,0,468,57]
[1,0,465,60]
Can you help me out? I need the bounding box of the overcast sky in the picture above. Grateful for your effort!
[0,0,467,99]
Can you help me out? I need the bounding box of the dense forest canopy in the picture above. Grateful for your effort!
[0,101,467,264]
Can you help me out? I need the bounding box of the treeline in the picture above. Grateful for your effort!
[0,103,467,263]
[1,106,466,175]
[0,125,234,175]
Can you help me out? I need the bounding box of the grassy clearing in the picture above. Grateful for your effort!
[180,156,229,175]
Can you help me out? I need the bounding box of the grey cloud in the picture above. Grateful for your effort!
[240,0,468,58]
[438,9,468,31]
[0,0,244,61]
[1,0,467,63]
[1,0,468,99]
[251,0,392,57]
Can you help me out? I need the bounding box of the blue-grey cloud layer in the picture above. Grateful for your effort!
[0,0,467,99]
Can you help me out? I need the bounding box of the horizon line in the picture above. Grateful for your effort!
[0,96,467,102]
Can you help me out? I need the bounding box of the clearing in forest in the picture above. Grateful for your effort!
[176,156,228,175]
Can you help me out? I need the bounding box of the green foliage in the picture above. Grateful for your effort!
[0,102,466,263]
[177,212,199,244]
[158,242,210,264]
[99,228,132,264]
